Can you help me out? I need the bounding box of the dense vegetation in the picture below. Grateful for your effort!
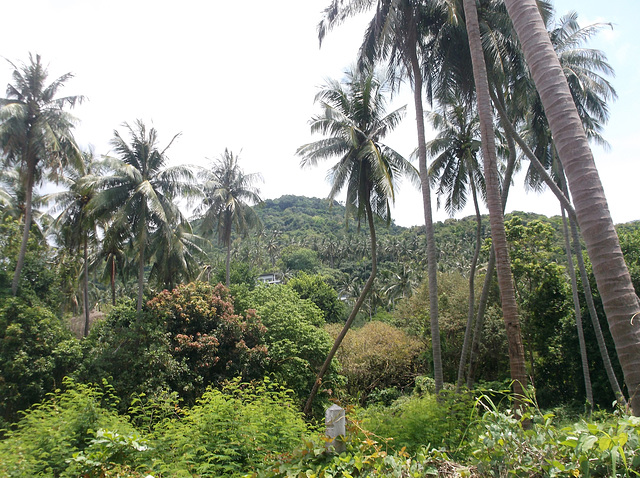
[2,0,640,474]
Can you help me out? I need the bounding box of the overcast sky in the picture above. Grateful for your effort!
[1,0,638,227]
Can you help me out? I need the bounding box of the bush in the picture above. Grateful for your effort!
[151,378,310,477]
[0,297,81,424]
[287,272,346,323]
[361,390,476,456]
[243,285,337,405]
[81,283,269,407]
[326,321,424,403]
[0,378,134,477]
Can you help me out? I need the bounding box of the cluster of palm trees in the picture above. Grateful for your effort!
[2,0,639,417]
[300,0,640,415]
[0,55,262,334]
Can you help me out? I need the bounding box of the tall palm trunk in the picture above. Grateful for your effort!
[463,0,527,398]
[504,0,640,415]
[456,177,482,392]
[11,162,35,296]
[561,207,593,409]
[408,38,443,394]
[83,235,90,337]
[466,105,517,389]
[303,198,378,416]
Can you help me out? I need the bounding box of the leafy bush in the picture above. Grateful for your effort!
[0,378,134,477]
[326,320,423,403]
[242,285,338,404]
[81,283,269,407]
[0,297,81,424]
[151,377,309,477]
[470,393,640,477]
[146,282,268,399]
[361,390,476,455]
[287,272,346,323]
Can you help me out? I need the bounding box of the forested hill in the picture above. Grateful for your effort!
[256,195,405,239]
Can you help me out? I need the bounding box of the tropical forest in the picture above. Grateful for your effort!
[1,0,640,477]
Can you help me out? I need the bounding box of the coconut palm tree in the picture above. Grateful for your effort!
[503,0,640,416]
[297,66,414,414]
[0,54,83,295]
[463,0,528,398]
[46,149,100,336]
[88,120,194,311]
[318,0,449,392]
[195,149,262,288]
[426,95,487,391]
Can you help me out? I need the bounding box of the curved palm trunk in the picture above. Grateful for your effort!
[11,163,35,296]
[504,0,640,415]
[561,207,593,409]
[464,0,527,398]
[408,41,443,393]
[83,235,90,337]
[303,199,378,416]
[456,178,482,392]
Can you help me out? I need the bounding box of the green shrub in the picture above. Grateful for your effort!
[0,297,81,424]
[287,272,346,323]
[151,378,310,477]
[470,393,640,477]
[0,378,133,477]
[243,285,338,405]
[361,390,476,455]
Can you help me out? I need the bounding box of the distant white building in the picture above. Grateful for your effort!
[257,273,281,285]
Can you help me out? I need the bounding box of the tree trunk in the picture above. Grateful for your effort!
[464,0,527,398]
[504,0,640,415]
[466,93,517,389]
[136,209,146,312]
[560,171,627,406]
[456,177,482,392]
[111,258,116,307]
[408,39,443,394]
[11,163,36,296]
[561,206,593,409]
[83,235,90,337]
[304,198,378,416]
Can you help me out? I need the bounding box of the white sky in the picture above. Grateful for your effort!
[1,0,638,227]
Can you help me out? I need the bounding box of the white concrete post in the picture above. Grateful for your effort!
[325,404,346,453]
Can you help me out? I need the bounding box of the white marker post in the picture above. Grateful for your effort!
[325,404,346,453]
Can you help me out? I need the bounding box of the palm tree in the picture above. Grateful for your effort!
[88,120,194,311]
[318,0,447,393]
[195,149,262,288]
[297,66,414,414]
[503,0,640,416]
[0,54,83,295]
[463,0,528,398]
[46,149,99,336]
[426,95,487,391]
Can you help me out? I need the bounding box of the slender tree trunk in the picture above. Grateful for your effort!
[110,259,116,307]
[504,0,640,415]
[466,95,517,389]
[83,235,90,337]
[304,199,378,416]
[225,242,231,288]
[408,40,443,393]
[136,205,147,312]
[561,206,593,409]
[456,177,482,392]
[464,0,527,398]
[11,163,36,296]
[560,173,627,406]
